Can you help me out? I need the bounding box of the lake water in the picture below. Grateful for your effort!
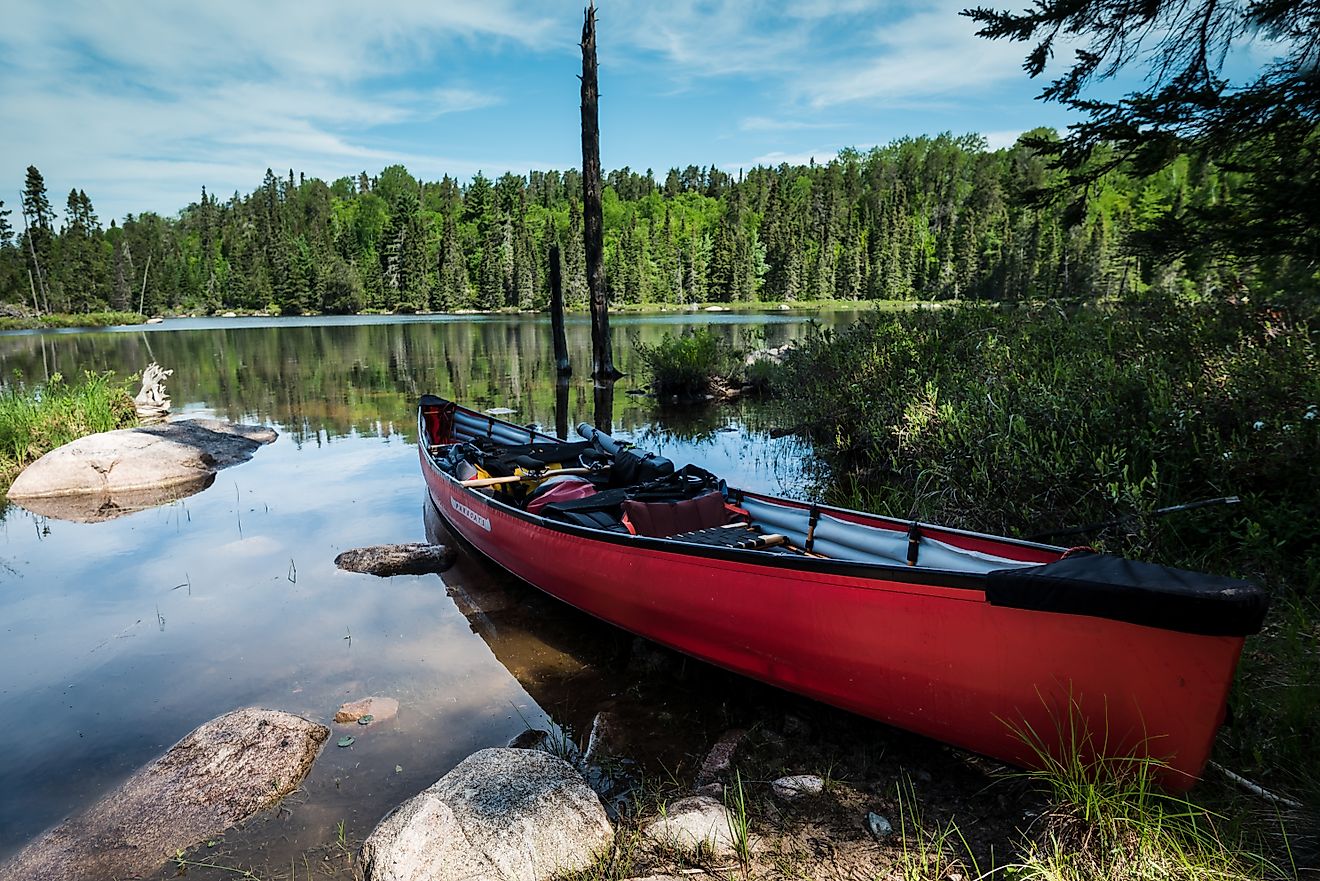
[0,310,860,875]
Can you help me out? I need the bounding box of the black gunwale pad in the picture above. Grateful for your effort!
[985,552,1269,636]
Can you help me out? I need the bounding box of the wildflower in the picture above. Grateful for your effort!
[1253,420,1265,430]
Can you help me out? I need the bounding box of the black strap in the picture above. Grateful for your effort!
[806,505,821,553]
[907,522,921,566]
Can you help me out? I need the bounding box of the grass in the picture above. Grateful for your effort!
[0,310,146,331]
[1005,743,1284,881]
[0,370,138,483]
[725,770,754,864]
[894,776,984,881]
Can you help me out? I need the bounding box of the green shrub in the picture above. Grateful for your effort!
[776,300,1319,574]
[0,311,146,331]
[634,329,744,400]
[1,371,138,481]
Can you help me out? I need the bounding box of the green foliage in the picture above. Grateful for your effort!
[0,371,137,481]
[965,0,1320,268]
[1006,712,1279,881]
[0,310,145,331]
[634,329,743,399]
[7,134,1296,318]
[776,299,1320,580]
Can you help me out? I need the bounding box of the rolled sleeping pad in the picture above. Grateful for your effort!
[577,422,623,454]
[576,423,675,485]
[453,411,538,446]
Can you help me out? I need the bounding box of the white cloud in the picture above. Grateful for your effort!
[0,0,560,219]
[739,116,844,132]
[798,8,1027,108]
[730,147,851,168]
[982,130,1027,150]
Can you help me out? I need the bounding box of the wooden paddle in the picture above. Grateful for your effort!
[459,466,606,489]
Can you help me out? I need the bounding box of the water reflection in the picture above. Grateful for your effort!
[0,313,854,875]
[0,312,861,443]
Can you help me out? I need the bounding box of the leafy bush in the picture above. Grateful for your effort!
[1,371,138,481]
[776,299,1319,582]
[634,329,744,400]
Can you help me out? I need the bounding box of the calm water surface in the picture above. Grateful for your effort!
[0,311,860,873]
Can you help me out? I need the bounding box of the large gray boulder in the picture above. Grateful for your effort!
[0,708,328,881]
[7,418,277,521]
[362,747,613,881]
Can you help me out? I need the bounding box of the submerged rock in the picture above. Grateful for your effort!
[335,696,400,724]
[361,747,612,881]
[7,418,277,520]
[0,708,327,881]
[641,795,741,859]
[334,543,457,576]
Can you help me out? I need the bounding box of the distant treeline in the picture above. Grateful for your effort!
[0,131,1263,315]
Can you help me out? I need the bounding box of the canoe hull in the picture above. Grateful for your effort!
[420,442,1243,790]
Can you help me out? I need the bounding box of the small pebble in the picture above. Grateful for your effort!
[771,774,825,801]
[865,811,893,840]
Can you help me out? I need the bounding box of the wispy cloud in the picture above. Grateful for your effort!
[0,0,558,219]
[739,117,844,132]
[797,8,1027,108]
[727,147,854,169]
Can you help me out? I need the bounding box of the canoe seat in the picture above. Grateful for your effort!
[622,490,729,538]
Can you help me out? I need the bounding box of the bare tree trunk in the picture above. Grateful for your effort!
[580,3,621,380]
[555,377,571,441]
[139,253,152,315]
[28,269,41,317]
[549,244,571,376]
[593,379,614,433]
[22,209,49,315]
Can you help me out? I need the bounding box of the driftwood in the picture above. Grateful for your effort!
[334,543,457,576]
[134,361,173,421]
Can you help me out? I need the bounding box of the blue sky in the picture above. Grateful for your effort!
[0,0,1186,223]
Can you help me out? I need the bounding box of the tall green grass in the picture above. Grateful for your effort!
[0,371,138,482]
[1007,726,1281,881]
[0,311,146,331]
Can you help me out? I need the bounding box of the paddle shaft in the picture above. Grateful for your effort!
[460,467,604,488]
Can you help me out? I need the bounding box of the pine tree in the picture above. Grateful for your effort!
[0,200,13,248]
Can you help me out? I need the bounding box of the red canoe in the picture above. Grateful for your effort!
[418,396,1267,789]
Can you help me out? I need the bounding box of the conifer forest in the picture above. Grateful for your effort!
[1,130,1296,318]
